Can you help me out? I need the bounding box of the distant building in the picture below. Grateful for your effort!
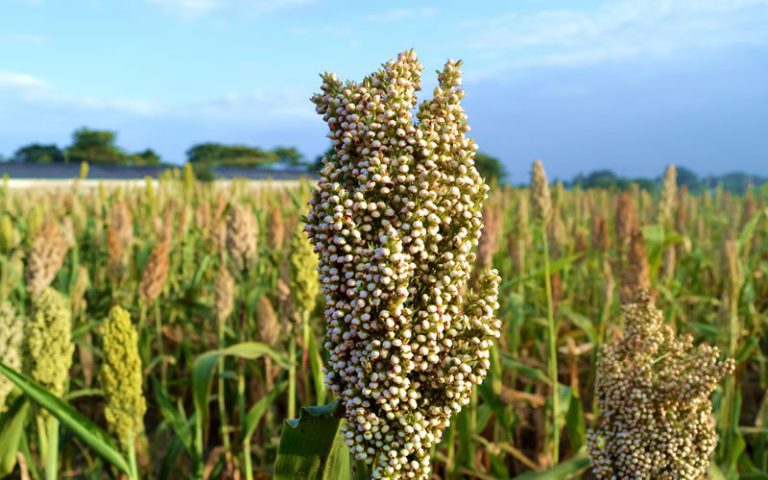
[0,163,316,181]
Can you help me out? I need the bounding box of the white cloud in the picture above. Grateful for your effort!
[0,69,314,123]
[145,0,313,19]
[0,70,157,115]
[181,89,315,122]
[1,33,47,46]
[0,71,49,90]
[464,0,768,77]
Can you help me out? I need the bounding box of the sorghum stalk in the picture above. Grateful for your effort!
[257,295,280,403]
[719,238,743,463]
[139,240,171,387]
[71,266,95,386]
[530,159,560,465]
[214,263,235,460]
[306,51,501,479]
[101,306,146,480]
[659,165,678,281]
[588,289,734,478]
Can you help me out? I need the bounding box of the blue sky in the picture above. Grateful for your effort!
[1,0,766,182]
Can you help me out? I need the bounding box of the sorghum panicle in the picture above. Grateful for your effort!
[25,288,74,399]
[27,218,70,298]
[588,289,734,479]
[0,302,23,409]
[71,265,90,319]
[288,221,319,322]
[139,241,171,303]
[306,51,501,479]
[475,203,501,271]
[658,164,677,228]
[614,191,638,264]
[213,263,235,325]
[225,204,257,275]
[530,160,552,224]
[101,306,147,447]
[257,296,281,346]
[268,206,286,251]
[619,228,651,304]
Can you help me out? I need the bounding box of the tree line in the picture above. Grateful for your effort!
[0,127,509,182]
[2,127,762,193]
[1,127,311,169]
[566,168,766,195]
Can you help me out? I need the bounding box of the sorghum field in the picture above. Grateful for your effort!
[1,52,767,479]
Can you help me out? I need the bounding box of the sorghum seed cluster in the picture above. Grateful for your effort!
[588,289,734,479]
[306,50,501,479]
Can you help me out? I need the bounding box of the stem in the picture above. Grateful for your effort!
[719,291,741,460]
[301,311,311,404]
[445,423,455,477]
[218,320,232,463]
[288,335,297,419]
[128,438,139,480]
[243,437,253,480]
[542,225,560,465]
[45,416,59,480]
[236,297,248,477]
[154,301,166,390]
[138,303,149,367]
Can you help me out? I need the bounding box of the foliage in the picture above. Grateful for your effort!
[13,144,65,164]
[187,143,307,167]
[130,148,162,166]
[65,128,129,165]
[475,151,507,184]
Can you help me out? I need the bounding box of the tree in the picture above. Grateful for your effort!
[186,143,278,166]
[675,166,700,192]
[131,149,162,165]
[310,147,335,172]
[573,170,622,189]
[65,128,128,164]
[474,152,506,184]
[273,146,305,166]
[13,144,65,164]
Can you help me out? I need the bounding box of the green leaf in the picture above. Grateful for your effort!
[512,450,590,479]
[500,353,550,385]
[244,380,287,441]
[192,342,289,433]
[0,362,130,475]
[710,463,727,480]
[274,401,350,480]
[158,436,186,480]
[0,396,29,477]
[308,332,327,405]
[737,210,764,252]
[501,253,583,287]
[553,385,573,438]
[565,392,586,453]
[152,376,195,456]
